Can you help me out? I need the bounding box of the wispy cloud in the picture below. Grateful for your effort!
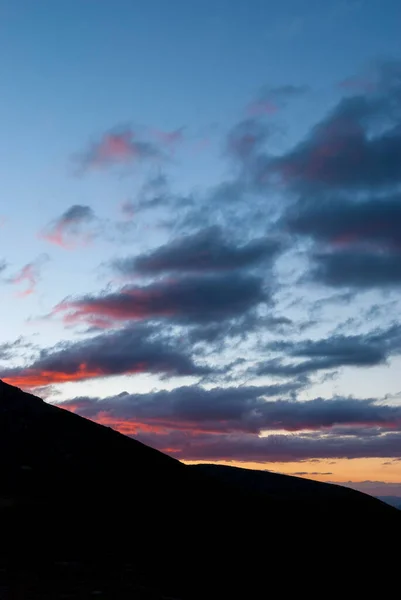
[0,336,34,362]
[119,201,135,220]
[151,127,185,152]
[8,255,49,297]
[0,259,7,274]
[76,127,163,172]
[40,205,96,249]
[112,227,282,276]
[247,84,308,116]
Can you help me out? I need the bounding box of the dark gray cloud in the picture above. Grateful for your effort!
[54,272,268,328]
[311,249,401,288]
[57,387,401,436]
[283,194,401,289]
[135,429,401,462]
[237,60,400,198]
[113,227,282,276]
[285,195,401,250]
[0,323,211,389]
[60,205,94,222]
[268,64,401,292]
[269,79,401,192]
[256,325,401,377]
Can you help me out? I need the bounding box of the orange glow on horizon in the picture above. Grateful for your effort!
[183,457,401,485]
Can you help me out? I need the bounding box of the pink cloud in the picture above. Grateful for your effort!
[40,205,95,249]
[9,256,48,297]
[78,128,161,171]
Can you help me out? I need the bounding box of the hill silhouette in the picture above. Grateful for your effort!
[0,379,399,598]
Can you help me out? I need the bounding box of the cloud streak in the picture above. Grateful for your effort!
[0,324,210,389]
[135,429,401,463]
[256,325,401,376]
[113,227,282,276]
[53,272,268,328]
[256,325,401,377]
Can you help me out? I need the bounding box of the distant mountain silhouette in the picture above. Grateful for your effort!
[0,380,399,598]
[377,495,401,509]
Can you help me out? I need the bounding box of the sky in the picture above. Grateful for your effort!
[1,0,401,497]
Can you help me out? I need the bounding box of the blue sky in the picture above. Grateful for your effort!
[1,0,401,493]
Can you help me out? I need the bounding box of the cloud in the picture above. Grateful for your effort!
[40,205,96,249]
[132,429,401,462]
[285,195,401,252]
[311,250,401,289]
[226,119,270,164]
[76,127,162,172]
[8,255,49,297]
[113,227,282,276]
[184,314,294,351]
[263,61,401,193]
[151,128,185,150]
[0,337,33,362]
[0,324,210,389]
[56,388,401,437]
[120,201,135,220]
[247,84,308,116]
[53,272,267,328]
[256,325,401,377]
[0,259,7,274]
[274,116,401,192]
[290,472,333,476]
[282,194,401,291]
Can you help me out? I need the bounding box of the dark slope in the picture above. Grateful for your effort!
[191,463,394,512]
[0,380,399,598]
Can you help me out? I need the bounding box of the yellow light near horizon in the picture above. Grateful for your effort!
[183,457,401,485]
